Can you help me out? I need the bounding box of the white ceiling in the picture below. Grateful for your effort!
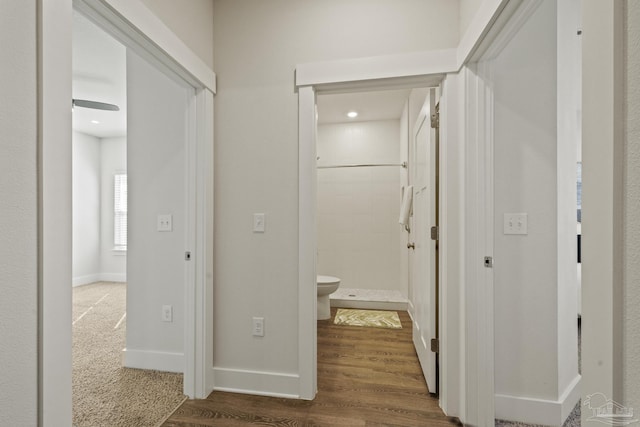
[317,89,411,124]
[72,11,127,138]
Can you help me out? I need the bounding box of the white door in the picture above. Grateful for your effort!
[125,49,193,377]
[410,94,438,394]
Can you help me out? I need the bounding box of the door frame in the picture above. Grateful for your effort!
[40,0,215,423]
[296,51,455,402]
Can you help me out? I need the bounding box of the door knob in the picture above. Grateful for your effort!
[407,242,415,250]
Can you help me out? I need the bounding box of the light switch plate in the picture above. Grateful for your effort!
[253,213,265,233]
[504,213,528,235]
[162,305,173,322]
[157,214,173,232]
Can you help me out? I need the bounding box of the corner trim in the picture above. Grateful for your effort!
[495,375,581,426]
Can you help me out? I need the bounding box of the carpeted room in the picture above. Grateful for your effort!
[72,282,185,427]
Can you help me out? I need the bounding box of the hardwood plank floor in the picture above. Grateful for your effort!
[163,308,461,426]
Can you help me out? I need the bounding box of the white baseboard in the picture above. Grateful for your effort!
[122,348,183,373]
[72,273,126,287]
[330,299,408,311]
[495,375,581,426]
[72,273,101,287]
[100,273,126,283]
[212,367,300,399]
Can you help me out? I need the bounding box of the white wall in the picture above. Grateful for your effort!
[212,0,459,395]
[0,2,38,424]
[317,120,403,294]
[138,0,214,70]
[71,133,127,285]
[125,49,189,372]
[492,2,579,425]
[72,131,102,285]
[459,0,484,41]
[624,0,640,413]
[100,137,127,281]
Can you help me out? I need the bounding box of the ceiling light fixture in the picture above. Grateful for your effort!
[72,99,120,111]
[347,111,358,118]
[91,120,100,124]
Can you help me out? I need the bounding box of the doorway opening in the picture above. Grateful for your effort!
[71,9,189,425]
[313,85,442,400]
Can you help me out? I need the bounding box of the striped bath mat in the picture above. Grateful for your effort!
[333,308,402,329]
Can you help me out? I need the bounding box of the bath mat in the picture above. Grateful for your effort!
[333,308,402,329]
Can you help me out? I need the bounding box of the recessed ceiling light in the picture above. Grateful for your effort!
[91,120,100,124]
[347,111,358,118]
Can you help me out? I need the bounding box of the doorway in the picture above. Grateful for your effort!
[71,8,191,424]
[41,2,216,423]
[299,67,448,405]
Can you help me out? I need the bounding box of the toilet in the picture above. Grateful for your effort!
[317,275,340,320]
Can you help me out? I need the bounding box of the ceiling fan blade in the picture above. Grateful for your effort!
[72,99,120,111]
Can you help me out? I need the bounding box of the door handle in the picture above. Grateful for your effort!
[407,242,415,250]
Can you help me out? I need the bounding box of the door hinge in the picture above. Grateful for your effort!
[484,256,493,268]
[430,105,440,129]
[430,338,439,353]
[430,226,439,241]
[185,251,192,261]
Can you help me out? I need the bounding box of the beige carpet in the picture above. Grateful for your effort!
[73,282,186,427]
[334,308,402,329]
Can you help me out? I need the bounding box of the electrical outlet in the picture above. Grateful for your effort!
[162,305,173,322]
[252,317,264,337]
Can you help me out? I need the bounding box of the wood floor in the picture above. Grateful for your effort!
[163,308,461,426]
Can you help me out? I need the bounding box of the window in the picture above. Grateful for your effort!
[114,173,127,250]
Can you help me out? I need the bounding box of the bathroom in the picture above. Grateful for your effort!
[316,88,420,318]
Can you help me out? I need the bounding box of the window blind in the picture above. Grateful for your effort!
[114,174,127,249]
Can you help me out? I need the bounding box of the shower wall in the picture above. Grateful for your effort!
[317,120,404,295]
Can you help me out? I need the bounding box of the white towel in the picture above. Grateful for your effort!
[399,185,413,226]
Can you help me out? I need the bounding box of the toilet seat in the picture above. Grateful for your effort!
[317,275,340,285]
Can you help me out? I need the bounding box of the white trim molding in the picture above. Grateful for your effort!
[462,60,495,427]
[297,86,318,400]
[581,1,625,423]
[495,375,581,426]
[122,349,184,373]
[100,273,127,283]
[213,368,301,399]
[71,273,127,287]
[72,274,102,287]
[39,1,74,424]
[296,49,457,90]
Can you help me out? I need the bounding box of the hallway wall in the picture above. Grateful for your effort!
[139,0,214,70]
[212,0,459,395]
[0,2,38,425]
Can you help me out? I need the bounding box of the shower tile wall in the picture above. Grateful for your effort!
[317,120,405,296]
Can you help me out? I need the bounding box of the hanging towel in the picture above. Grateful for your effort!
[399,185,413,226]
